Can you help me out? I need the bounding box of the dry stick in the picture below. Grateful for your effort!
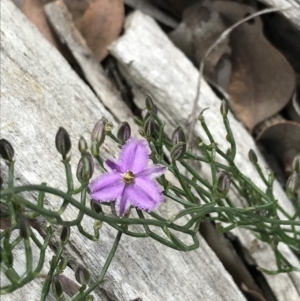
[187,6,297,146]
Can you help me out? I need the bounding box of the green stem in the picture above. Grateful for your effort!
[70,230,123,301]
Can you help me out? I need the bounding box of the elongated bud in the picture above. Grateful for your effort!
[220,100,228,116]
[170,142,186,161]
[75,265,91,285]
[58,256,69,272]
[52,277,63,298]
[0,175,3,188]
[144,116,155,137]
[286,171,299,194]
[19,216,31,239]
[172,126,186,144]
[76,153,94,183]
[248,149,258,165]
[78,136,88,154]
[292,154,300,173]
[217,171,231,196]
[90,141,99,157]
[60,226,70,245]
[91,118,106,146]
[117,122,131,144]
[145,94,155,111]
[90,200,102,214]
[85,296,94,301]
[55,127,71,160]
[0,139,15,162]
[141,107,150,120]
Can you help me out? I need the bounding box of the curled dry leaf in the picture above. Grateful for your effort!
[169,3,232,90]
[256,121,300,174]
[211,1,295,131]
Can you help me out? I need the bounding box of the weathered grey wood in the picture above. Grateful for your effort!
[109,10,300,301]
[44,0,139,137]
[1,1,247,300]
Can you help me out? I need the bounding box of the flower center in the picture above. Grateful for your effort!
[122,171,135,184]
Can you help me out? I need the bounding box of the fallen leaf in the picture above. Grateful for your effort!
[65,0,125,62]
[211,1,295,131]
[169,3,232,90]
[256,121,300,174]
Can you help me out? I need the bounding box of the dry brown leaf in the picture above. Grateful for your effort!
[65,0,125,62]
[169,4,232,90]
[256,121,300,174]
[211,1,295,131]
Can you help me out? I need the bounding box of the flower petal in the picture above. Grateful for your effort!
[136,165,165,178]
[105,159,122,173]
[118,138,149,173]
[115,186,131,217]
[89,172,125,202]
[127,177,164,212]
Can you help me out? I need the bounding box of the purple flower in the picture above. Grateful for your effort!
[89,138,165,217]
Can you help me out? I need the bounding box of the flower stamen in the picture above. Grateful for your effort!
[123,171,135,184]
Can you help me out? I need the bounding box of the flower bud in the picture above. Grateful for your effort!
[85,296,94,301]
[91,118,107,147]
[60,226,70,245]
[172,126,186,145]
[0,175,3,188]
[76,153,94,183]
[55,127,71,160]
[52,277,63,298]
[19,216,31,240]
[145,94,155,112]
[78,136,88,154]
[286,171,299,194]
[75,265,91,285]
[90,199,103,214]
[117,122,131,144]
[292,154,300,173]
[141,107,150,121]
[90,141,99,157]
[144,116,155,137]
[170,142,186,162]
[58,256,69,272]
[0,139,15,162]
[217,171,231,196]
[248,149,258,165]
[220,100,228,116]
